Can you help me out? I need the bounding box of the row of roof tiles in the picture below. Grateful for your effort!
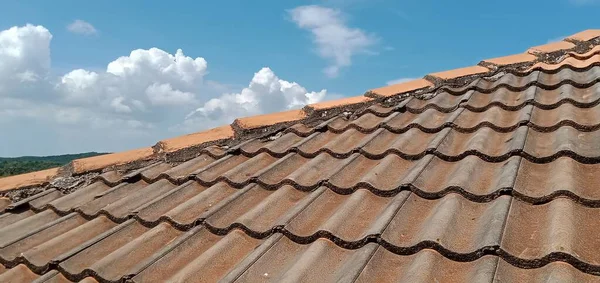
[10,152,600,218]
[2,185,600,282]
[2,249,597,283]
[2,29,600,194]
[2,75,600,203]
[9,146,600,219]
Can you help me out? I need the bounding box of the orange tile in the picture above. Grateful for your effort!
[156,125,234,153]
[483,53,537,66]
[307,96,373,111]
[71,147,155,174]
[527,41,576,54]
[567,29,600,41]
[570,45,600,58]
[0,197,10,210]
[529,54,600,72]
[429,65,490,80]
[0,167,59,192]
[234,109,307,130]
[370,78,434,97]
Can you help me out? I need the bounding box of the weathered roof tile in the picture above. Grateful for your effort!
[482,53,537,66]
[306,95,373,111]
[233,109,307,130]
[156,125,234,153]
[527,40,576,54]
[70,147,154,174]
[369,78,434,97]
[0,167,59,192]
[429,65,491,80]
[567,29,600,42]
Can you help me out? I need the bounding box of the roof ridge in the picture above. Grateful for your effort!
[2,29,600,193]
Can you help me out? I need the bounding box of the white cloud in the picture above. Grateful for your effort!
[289,5,377,78]
[185,67,326,127]
[106,48,207,84]
[110,96,132,113]
[386,77,417,86]
[0,24,328,156]
[0,24,51,93]
[67,20,98,36]
[146,83,196,106]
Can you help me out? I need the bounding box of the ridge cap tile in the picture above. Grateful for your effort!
[71,147,155,175]
[233,109,307,130]
[0,167,59,192]
[156,125,234,153]
[369,78,434,97]
[482,53,538,66]
[428,65,491,80]
[306,95,373,111]
[567,29,600,42]
[527,40,576,54]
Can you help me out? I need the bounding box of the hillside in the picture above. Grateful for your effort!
[0,152,108,177]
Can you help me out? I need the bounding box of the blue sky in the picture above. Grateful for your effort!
[0,0,598,156]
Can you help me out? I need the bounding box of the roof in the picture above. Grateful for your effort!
[2,29,600,282]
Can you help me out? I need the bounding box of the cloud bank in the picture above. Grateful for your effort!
[0,24,327,156]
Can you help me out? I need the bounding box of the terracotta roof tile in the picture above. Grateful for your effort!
[494,260,600,282]
[0,167,59,192]
[528,53,600,71]
[369,78,434,97]
[0,264,39,282]
[0,197,10,211]
[233,109,307,130]
[70,147,154,174]
[356,249,497,283]
[482,53,537,66]
[570,45,600,58]
[306,95,373,111]
[156,125,234,153]
[567,29,600,41]
[429,65,491,80]
[527,40,576,54]
[501,198,600,266]
[5,28,600,282]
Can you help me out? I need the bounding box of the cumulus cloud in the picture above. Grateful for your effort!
[0,24,328,156]
[55,47,209,118]
[146,83,196,106]
[0,24,51,92]
[185,67,326,126]
[67,20,98,36]
[289,5,377,78]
